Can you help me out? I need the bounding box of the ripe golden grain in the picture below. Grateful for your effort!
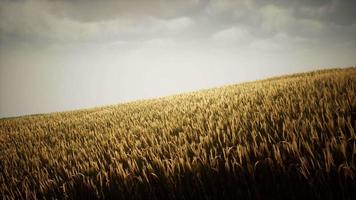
[0,68,355,199]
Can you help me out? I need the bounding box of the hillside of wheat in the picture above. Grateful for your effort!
[0,68,355,199]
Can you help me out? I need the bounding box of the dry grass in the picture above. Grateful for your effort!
[0,68,355,199]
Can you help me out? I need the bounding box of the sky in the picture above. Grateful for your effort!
[0,0,356,118]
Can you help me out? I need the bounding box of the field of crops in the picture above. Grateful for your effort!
[0,68,355,199]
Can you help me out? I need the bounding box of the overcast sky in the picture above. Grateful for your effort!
[1,0,356,118]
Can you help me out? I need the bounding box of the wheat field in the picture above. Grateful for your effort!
[0,68,355,199]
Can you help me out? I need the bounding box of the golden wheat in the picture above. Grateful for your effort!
[0,68,355,199]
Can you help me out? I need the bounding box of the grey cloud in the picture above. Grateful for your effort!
[206,0,355,44]
[255,0,356,26]
[0,0,200,46]
[47,0,202,22]
[1,0,355,47]
[254,0,330,8]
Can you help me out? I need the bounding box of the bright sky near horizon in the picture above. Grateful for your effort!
[1,0,356,118]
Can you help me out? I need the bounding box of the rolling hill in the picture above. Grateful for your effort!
[0,68,355,199]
